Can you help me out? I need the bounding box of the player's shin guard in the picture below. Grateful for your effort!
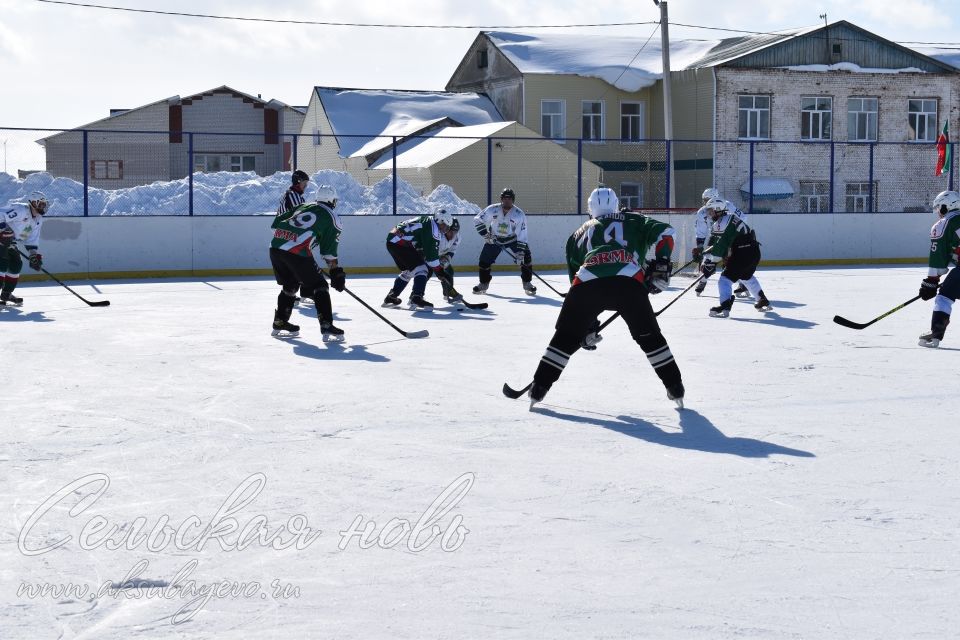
[312,289,334,324]
[478,265,492,284]
[2,274,19,296]
[520,264,533,283]
[635,333,683,392]
[532,333,580,401]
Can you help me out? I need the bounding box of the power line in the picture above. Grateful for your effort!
[33,1,658,29]
[32,0,960,46]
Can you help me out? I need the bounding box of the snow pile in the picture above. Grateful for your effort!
[0,170,483,217]
[779,62,925,73]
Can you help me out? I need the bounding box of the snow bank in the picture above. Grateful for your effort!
[0,170,483,217]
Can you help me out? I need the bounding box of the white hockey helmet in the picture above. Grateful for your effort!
[433,208,453,228]
[315,184,338,208]
[704,197,729,218]
[702,187,720,203]
[587,187,619,218]
[933,190,960,217]
[28,191,49,215]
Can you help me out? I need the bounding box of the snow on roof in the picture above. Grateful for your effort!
[484,31,722,92]
[740,177,795,200]
[915,47,960,70]
[349,117,451,159]
[779,62,925,74]
[316,88,502,158]
[368,122,513,170]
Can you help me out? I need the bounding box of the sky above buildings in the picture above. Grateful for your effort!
[0,0,958,172]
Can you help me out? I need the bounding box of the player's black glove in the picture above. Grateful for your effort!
[919,276,940,301]
[0,228,13,248]
[28,253,42,271]
[645,256,671,294]
[512,243,528,264]
[692,246,702,260]
[328,266,346,292]
[580,319,603,351]
[701,259,717,278]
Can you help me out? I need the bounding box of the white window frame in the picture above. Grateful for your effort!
[581,100,604,142]
[91,160,122,180]
[541,99,565,140]
[620,101,645,142]
[738,95,770,140]
[619,183,642,209]
[229,155,256,172]
[798,181,830,212]
[908,99,937,142]
[845,182,877,212]
[800,96,832,140]
[847,98,878,142]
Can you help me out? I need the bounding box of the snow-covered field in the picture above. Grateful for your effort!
[3,266,959,639]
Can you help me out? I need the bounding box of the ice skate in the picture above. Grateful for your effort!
[382,291,402,308]
[709,296,735,318]
[666,382,685,409]
[918,331,942,348]
[734,284,751,298]
[321,321,345,343]
[472,282,489,294]
[0,292,23,307]
[408,294,434,311]
[754,291,772,312]
[528,382,549,409]
[271,319,300,338]
[522,281,537,296]
[694,280,707,296]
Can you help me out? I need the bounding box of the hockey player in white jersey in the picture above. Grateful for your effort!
[693,188,750,298]
[0,192,49,306]
[472,188,537,295]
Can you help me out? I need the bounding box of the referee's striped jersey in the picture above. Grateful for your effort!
[277,189,306,216]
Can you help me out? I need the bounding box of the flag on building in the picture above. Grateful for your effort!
[936,120,951,177]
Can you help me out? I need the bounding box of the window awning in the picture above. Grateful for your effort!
[740,177,795,200]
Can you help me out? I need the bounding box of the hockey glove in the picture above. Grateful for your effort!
[700,259,717,278]
[484,233,498,245]
[645,256,671,294]
[0,228,13,248]
[512,244,528,264]
[580,319,603,351]
[328,266,346,292]
[439,254,452,270]
[919,276,940,301]
[692,241,704,260]
[28,252,42,271]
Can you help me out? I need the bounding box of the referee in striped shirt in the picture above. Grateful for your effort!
[277,170,311,301]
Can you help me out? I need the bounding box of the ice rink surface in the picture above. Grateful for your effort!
[3,266,959,639]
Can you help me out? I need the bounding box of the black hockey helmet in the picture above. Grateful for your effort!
[292,170,310,185]
[500,188,515,200]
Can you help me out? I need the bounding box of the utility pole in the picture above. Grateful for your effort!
[654,0,675,207]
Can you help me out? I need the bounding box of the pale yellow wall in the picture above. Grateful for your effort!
[296,91,349,174]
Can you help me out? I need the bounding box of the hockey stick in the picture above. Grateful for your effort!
[340,285,429,339]
[433,271,488,310]
[15,249,110,307]
[833,295,921,330]
[501,247,567,298]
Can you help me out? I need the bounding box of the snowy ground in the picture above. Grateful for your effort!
[3,266,959,639]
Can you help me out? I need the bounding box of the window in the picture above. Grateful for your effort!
[908,99,937,142]
[845,182,877,212]
[619,183,642,209]
[800,97,832,140]
[620,102,644,141]
[581,101,603,141]
[91,160,122,180]
[847,98,878,141]
[738,95,770,139]
[799,181,829,212]
[313,128,322,146]
[541,100,565,140]
[476,49,488,69]
[194,154,256,173]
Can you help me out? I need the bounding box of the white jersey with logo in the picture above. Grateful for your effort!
[474,204,529,244]
[0,202,42,249]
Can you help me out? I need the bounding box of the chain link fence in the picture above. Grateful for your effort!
[1,127,956,216]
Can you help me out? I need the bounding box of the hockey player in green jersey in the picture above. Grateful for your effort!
[701,197,771,318]
[527,186,685,408]
[383,209,465,310]
[268,184,346,341]
[918,190,960,347]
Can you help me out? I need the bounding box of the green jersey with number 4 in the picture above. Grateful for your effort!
[928,210,960,276]
[566,211,674,285]
[270,202,341,261]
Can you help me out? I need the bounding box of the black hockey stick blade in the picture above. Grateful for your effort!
[503,381,533,399]
[833,295,921,330]
[87,300,111,307]
[459,300,488,310]
[404,329,429,339]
